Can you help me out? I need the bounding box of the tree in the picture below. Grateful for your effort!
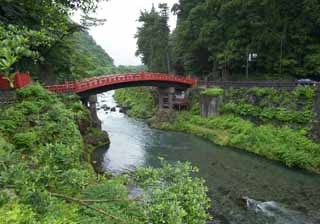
[135,4,171,73]
[0,25,52,86]
[0,0,109,83]
[172,0,320,80]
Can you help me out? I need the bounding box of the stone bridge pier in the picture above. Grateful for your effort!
[158,87,191,110]
[158,87,175,109]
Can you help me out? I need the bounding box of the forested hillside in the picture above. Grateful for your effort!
[170,0,320,80]
[135,1,320,80]
[62,31,115,81]
[0,0,106,84]
[0,0,144,85]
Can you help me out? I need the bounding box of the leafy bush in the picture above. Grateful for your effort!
[292,86,316,99]
[17,84,56,103]
[201,87,224,97]
[13,131,38,150]
[135,160,211,224]
[0,200,37,224]
[114,87,157,119]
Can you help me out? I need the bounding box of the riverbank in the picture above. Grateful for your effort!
[99,91,320,224]
[0,85,211,223]
[149,110,320,173]
[115,87,320,174]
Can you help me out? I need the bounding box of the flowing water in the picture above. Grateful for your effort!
[94,91,320,224]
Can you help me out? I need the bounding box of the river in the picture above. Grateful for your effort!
[93,91,320,224]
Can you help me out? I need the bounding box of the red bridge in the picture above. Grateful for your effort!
[46,72,197,97]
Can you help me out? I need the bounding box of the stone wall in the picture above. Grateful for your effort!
[311,90,320,139]
[199,86,320,140]
[200,95,223,118]
[0,90,17,106]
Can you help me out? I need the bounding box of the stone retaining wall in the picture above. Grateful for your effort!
[0,90,17,106]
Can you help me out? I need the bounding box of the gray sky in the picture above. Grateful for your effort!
[74,0,178,66]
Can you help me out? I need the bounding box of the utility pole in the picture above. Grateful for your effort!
[246,48,249,79]
[166,49,171,73]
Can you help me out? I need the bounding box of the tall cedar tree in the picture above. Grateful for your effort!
[171,0,320,80]
[135,4,171,73]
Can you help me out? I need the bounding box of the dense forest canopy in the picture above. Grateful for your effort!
[135,4,171,73]
[52,30,115,82]
[0,0,145,84]
[2,0,320,83]
[135,0,320,80]
[170,0,320,80]
[0,0,113,83]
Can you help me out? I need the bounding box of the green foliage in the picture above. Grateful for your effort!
[157,112,320,173]
[0,85,211,223]
[17,84,55,101]
[191,102,200,115]
[79,179,145,224]
[171,0,320,79]
[40,30,116,83]
[0,0,111,83]
[221,102,313,124]
[0,24,52,86]
[135,160,211,224]
[0,85,92,221]
[292,85,316,98]
[0,200,37,224]
[201,87,224,97]
[13,132,38,150]
[221,86,316,127]
[135,4,171,73]
[114,87,157,119]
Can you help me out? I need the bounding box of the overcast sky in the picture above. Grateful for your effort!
[74,0,178,66]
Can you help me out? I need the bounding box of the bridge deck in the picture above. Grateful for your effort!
[46,73,197,94]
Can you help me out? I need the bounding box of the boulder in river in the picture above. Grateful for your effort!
[101,105,110,110]
[110,107,116,112]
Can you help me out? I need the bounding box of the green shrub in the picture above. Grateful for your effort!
[191,102,200,115]
[114,87,157,119]
[292,86,316,99]
[249,87,277,97]
[15,101,42,115]
[13,131,38,150]
[135,160,211,224]
[201,87,224,97]
[0,200,37,224]
[17,84,54,101]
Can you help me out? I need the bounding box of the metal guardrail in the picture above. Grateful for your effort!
[197,80,320,89]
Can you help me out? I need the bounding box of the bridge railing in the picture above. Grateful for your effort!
[45,73,197,93]
[73,73,197,92]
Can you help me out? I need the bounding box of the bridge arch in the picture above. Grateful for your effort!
[46,72,196,97]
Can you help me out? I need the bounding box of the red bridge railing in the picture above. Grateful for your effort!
[46,73,197,94]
